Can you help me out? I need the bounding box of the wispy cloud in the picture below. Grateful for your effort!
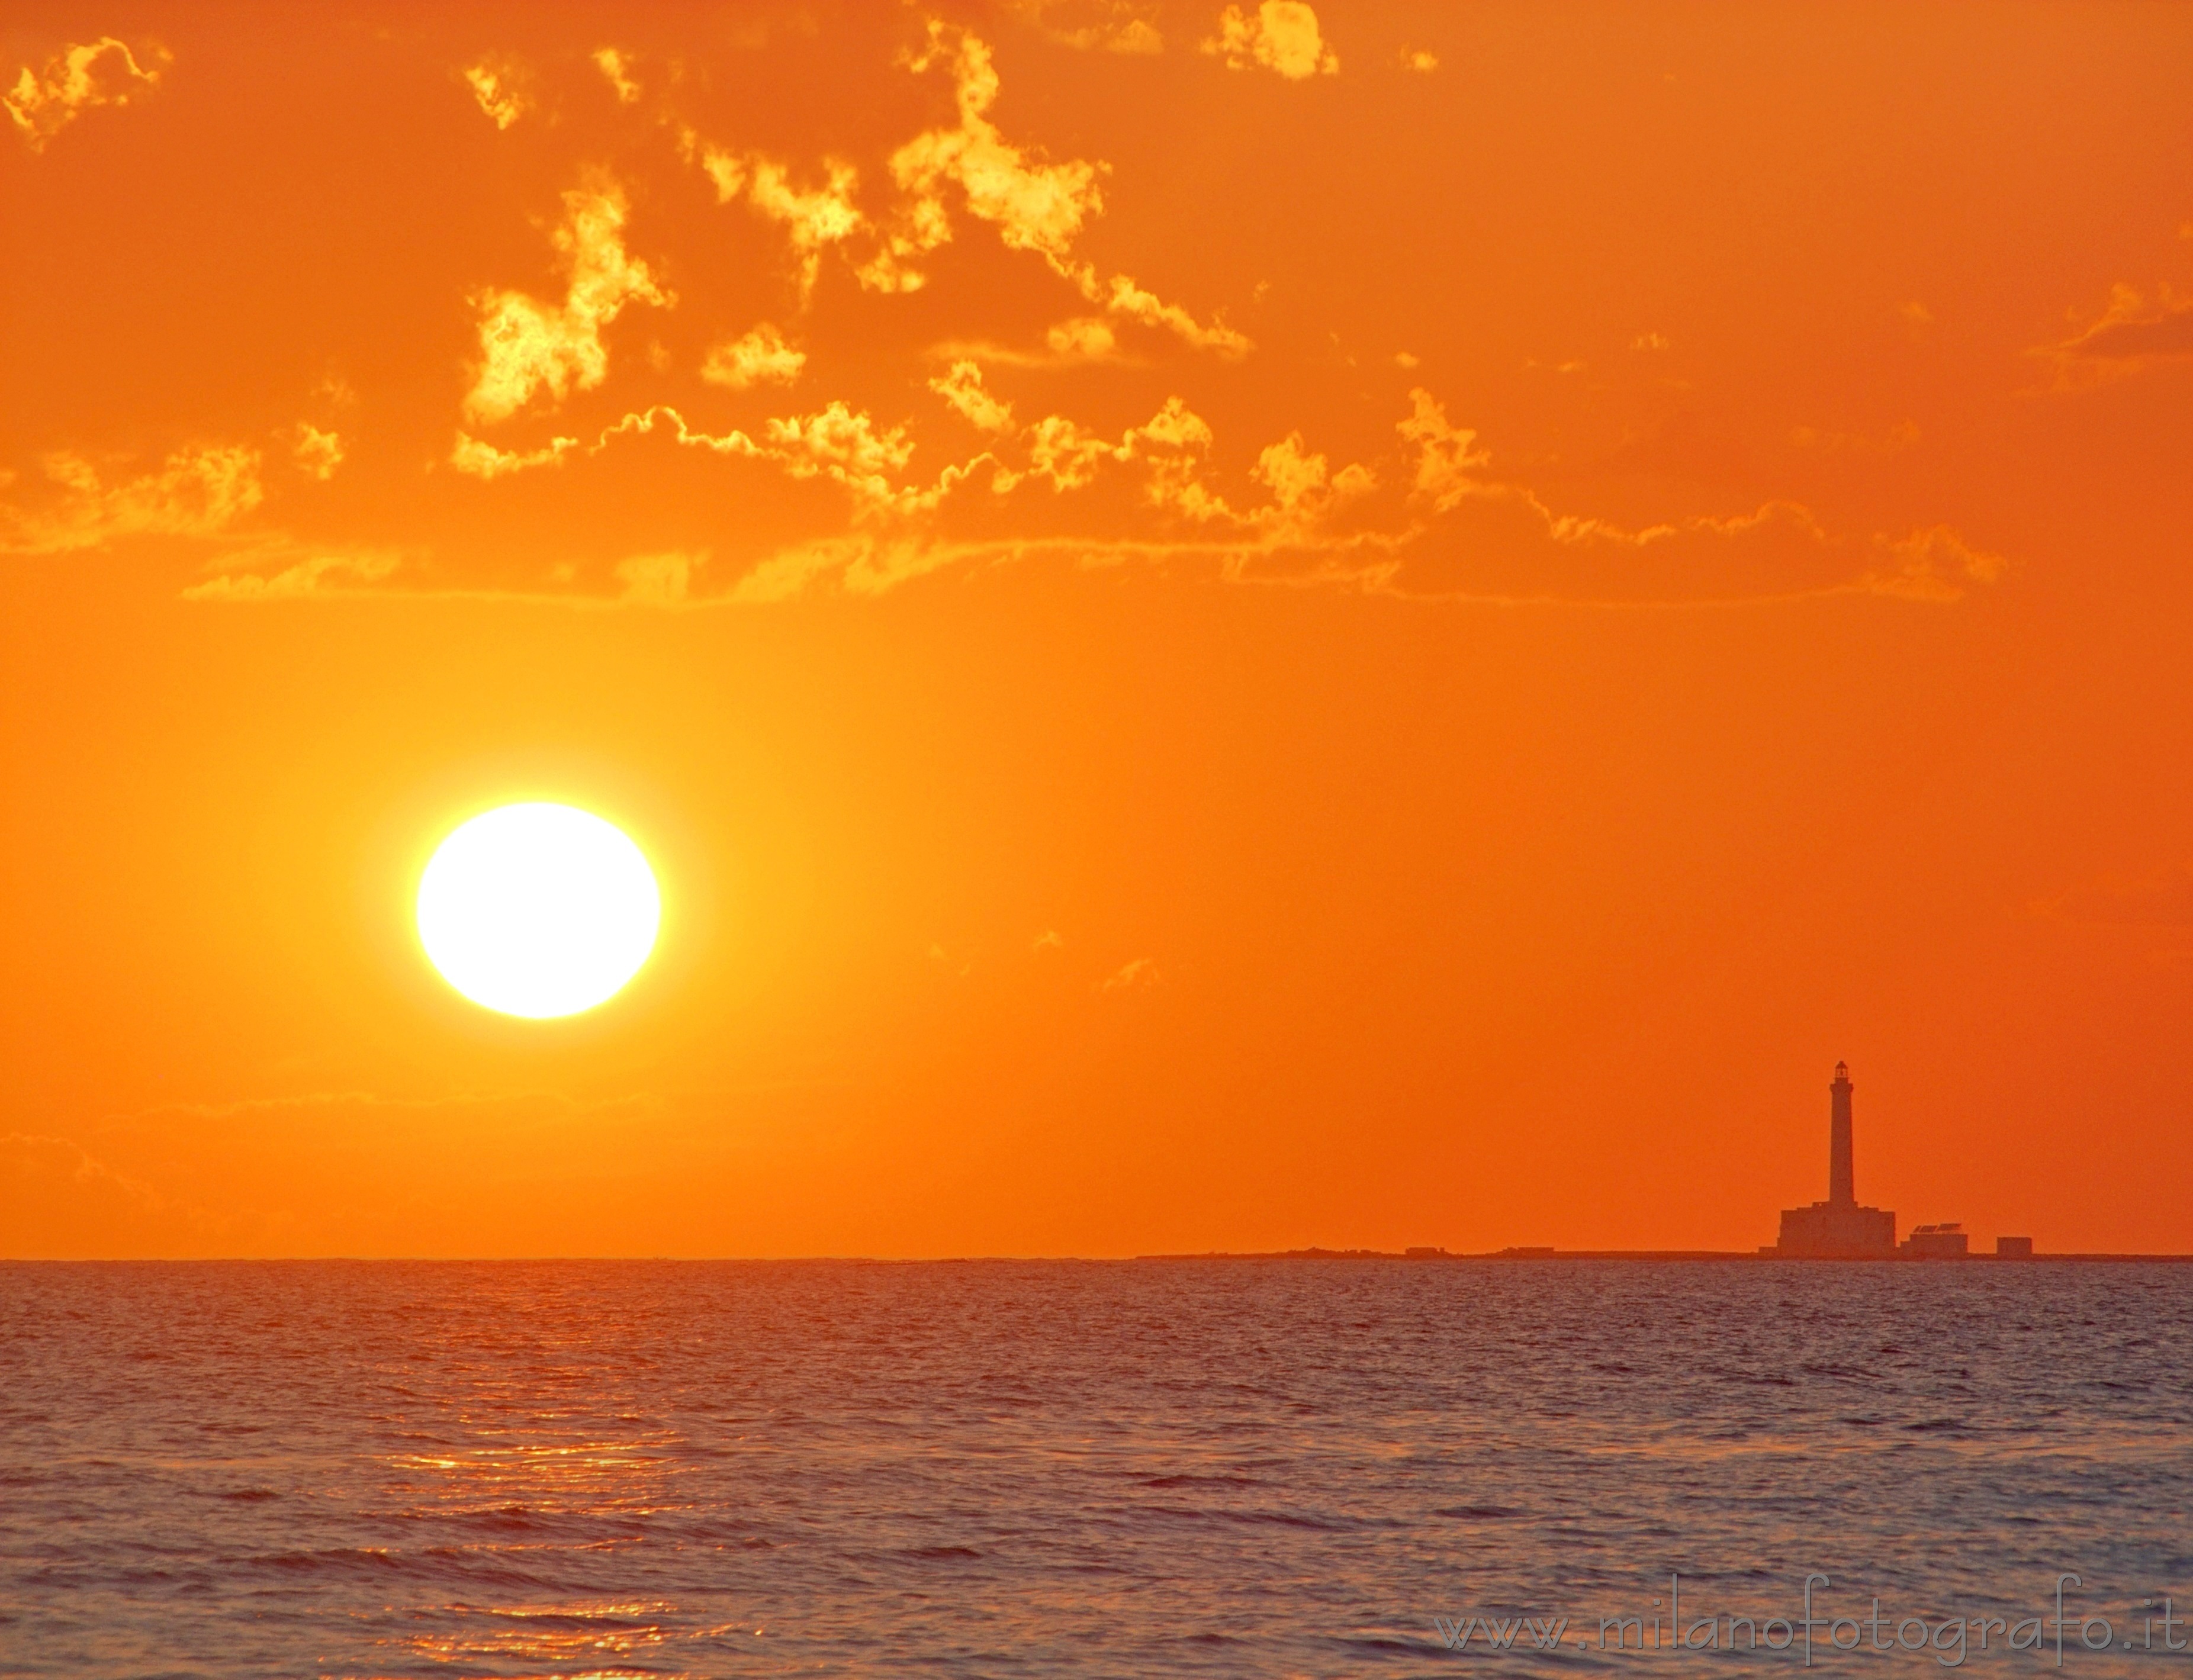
[2034,282,2193,388]
[0,443,263,554]
[180,542,400,601]
[1100,956,1160,992]
[1006,0,1164,54]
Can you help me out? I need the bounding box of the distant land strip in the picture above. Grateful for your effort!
[1133,1248,2193,1263]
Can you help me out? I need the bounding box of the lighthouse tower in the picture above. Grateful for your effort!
[1773,1061,1897,1256]
[1829,1061,1855,1206]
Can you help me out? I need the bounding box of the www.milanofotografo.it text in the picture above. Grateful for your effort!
[1432,1574,2186,1665]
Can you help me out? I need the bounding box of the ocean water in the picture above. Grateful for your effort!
[3,1260,2190,1677]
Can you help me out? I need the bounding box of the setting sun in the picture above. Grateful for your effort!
[415,803,659,1019]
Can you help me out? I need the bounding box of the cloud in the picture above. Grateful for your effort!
[0,443,263,554]
[1348,485,2004,607]
[1401,47,1438,73]
[0,1132,221,1256]
[766,401,919,505]
[463,59,530,128]
[393,374,2005,612]
[1396,387,1492,511]
[888,27,1106,266]
[1012,395,1229,519]
[1006,1,1165,54]
[702,323,806,390]
[879,25,1248,352]
[1249,432,1374,539]
[1100,957,1160,991]
[290,423,343,481]
[927,316,1125,369]
[669,27,1242,351]
[461,182,672,426]
[681,135,872,301]
[2036,282,2193,386]
[614,549,706,604]
[444,399,1004,523]
[1033,928,1065,950]
[5,36,168,152]
[1857,524,2007,601]
[181,546,400,601]
[930,360,1017,432]
[593,46,640,104]
[2,1091,688,1258]
[448,430,583,478]
[1045,317,1121,362]
[1203,3,1338,79]
[749,157,869,298]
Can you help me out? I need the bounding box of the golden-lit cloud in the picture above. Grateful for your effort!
[2037,282,2193,387]
[701,323,806,390]
[1013,395,1226,515]
[461,182,671,426]
[887,27,1104,268]
[1,444,262,553]
[613,549,706,605]
[462,59,530,129]
[748,157,867,298]
[592,46,640,105]
[929,360,1017,433]
[5,36,168,153]
[447,430,581,479]
[290,423,343,481]
[766,402,921,508]
[882,25,1248,352]
[181,545,400,601]
[1203,2,1338,80]
[1395,387,1492,511]
[929,316,1125,369]
[413,358,2007,608]
[1401,47,1438,73]
[680,134,875,302]
[1249,432,1375,539]
[665,26,1242,349]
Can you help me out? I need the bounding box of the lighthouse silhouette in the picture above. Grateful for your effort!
[1773,1061,1896,1256]
[1828,1060,1856,1207]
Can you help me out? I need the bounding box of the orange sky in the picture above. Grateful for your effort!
[4,1,2191,1258]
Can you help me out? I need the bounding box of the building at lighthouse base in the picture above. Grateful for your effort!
[1776,1199,1896,1257]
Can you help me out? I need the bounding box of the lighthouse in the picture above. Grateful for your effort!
[1773,1062,1897,1256]
[1829,1061,1855,1206]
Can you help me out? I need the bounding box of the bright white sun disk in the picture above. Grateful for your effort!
[417,803,660,1018]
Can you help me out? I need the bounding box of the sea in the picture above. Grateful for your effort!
[3,1259,2189,1676]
